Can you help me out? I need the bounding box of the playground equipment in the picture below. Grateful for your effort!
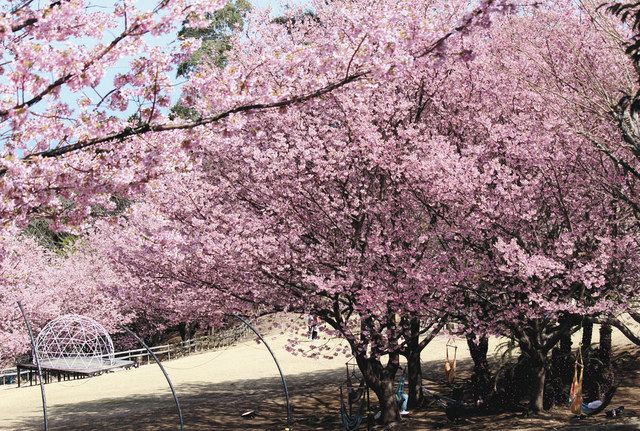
[444,340,457,385]
[570,345,585,415]
[569,343,617,417]
[17,305,138,431]
[339,359,371,431]
[36,315,119,372]
[17,305,293,431]
[230,315,293,429]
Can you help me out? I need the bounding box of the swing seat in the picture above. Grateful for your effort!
[444,343,457,384]
[578,387,617,417]
[340,401,366,431]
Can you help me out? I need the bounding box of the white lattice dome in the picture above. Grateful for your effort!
[35,314,114,371]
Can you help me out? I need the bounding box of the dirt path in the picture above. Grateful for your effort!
[0,324,638,430]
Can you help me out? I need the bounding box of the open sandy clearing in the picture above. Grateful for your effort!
[0,328,639,430]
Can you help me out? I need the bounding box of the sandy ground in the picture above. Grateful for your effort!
[1,322,639,430]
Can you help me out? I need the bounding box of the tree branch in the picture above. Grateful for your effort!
[0,71,367,176]
[601,316,640,346]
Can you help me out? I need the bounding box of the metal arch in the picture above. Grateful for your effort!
[17,301,49,431]
[230,315,293,428]
[120,325,184,431]
[16,313,290,431]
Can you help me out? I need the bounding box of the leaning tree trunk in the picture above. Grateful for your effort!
[467,333,492,400]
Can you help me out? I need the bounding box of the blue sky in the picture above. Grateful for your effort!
[86,0,312,118]
[0,0,311,153]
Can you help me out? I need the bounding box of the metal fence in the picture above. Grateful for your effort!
[0,324,250,387]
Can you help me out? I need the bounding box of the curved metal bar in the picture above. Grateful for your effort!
[120,325,184,431]
[17,301,48,431]
[230,315,293,428]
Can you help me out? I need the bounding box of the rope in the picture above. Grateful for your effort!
[163,329,248,371]
[445,339,458,384]
[570,342,585,415]
[164,343,236,371]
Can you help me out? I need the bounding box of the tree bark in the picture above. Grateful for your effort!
[599,322,612,368]
[595,322,615,400]
[177,322,198,342]
[355,353,401,425]
[406,318,423,409]
[581,319,593,358]
[606,317,640,345]
[402,317,444,409]
[406,351,422,409]
[513,318,574,413]
[467,333,492,399]
[528,353,547,413]
[372,377,401,424]
[178,322,188,342]
[549,331,573,406]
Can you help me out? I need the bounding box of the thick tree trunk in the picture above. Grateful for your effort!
[516,318,573,413]
[355,353,401,425]
[528,355,547,413]
[467,333,492,399]
[177,322,198,342]
[599,322,612,367]
[406,351,422,409]
[371,378,401,424]
[581,320,593,357]
[589,322,615,400]
[558,331,573,384]
[178,322,189,342]
[549,331,573,406]
[406,318,423,409]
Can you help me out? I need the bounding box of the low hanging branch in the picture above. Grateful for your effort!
[0,71,367,176]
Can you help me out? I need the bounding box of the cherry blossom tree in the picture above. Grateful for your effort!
[85,2,519,423]
[0,0,380,230]
[4,0,638,423]
[0,233,128,366]
[0,234,56,365]
[416,2,640,412]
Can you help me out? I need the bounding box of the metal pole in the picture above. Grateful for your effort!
[17,301,48,431]
[120,325,183,431]
[230,315,293,428]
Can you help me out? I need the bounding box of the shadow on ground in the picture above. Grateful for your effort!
[11,351,640,430]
